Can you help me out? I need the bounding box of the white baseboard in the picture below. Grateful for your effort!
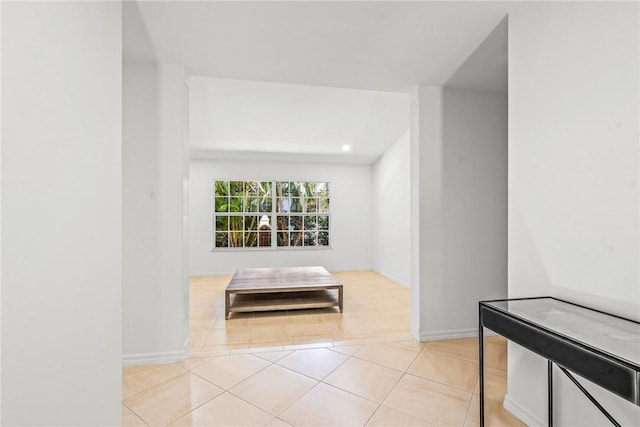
[503,394,545,427]
[410,322,420,341]
[418,328,477,341]
[190,272,233,277]
[410,326,500,342]
[372,269,409,288]
[122,336,190,366]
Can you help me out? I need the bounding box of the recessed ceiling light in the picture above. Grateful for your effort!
[342,144,351,152]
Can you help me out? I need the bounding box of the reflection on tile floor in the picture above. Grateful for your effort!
[123,272,524,426]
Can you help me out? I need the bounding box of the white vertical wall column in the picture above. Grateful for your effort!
[122,62,160,361]
[1,2,122,424]
[122,62,190,364]
[156,64,190,359]
[409,87,421,338]
[410,86,444,339]
[0,2,3,420]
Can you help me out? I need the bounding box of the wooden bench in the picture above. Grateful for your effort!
[225,266,343,319]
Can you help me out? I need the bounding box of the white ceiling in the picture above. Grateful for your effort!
[124,1,513,163]
[189,77,410,164]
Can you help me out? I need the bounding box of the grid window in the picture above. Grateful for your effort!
[275,182,329,247]
[213,181,273,248]
[213,180,330,249]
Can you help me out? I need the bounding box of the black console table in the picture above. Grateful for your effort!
[479,297,640,426]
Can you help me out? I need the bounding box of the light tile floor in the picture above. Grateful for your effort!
[123,272,525,426]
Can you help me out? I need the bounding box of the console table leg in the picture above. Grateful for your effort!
[548,360,553,427]
[479,309,485,427]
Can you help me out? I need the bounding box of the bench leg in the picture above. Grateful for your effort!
[339,286,343,313]
[225,291,230,320]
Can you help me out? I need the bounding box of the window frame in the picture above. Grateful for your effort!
[212,180,331,251]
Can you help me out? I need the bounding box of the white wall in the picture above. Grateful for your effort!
[372,130,411,286]
[189,159,372,275]
[1,2,122,424]
[122,62,190,365]
[507,2,639,425]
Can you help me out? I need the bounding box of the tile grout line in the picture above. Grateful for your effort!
[225,349,365,424]
[274,380,324,425]
[186,356,290,424]
[273,375,322,423]
[462,386,476,427]
[161,363,240,425]
[122,365,190,403]
[362,344,429,426]
[315,352,395,409]
[276,349,347,383]
[362,402,383,426]
[163,391,223,427]
[121,401,150,427]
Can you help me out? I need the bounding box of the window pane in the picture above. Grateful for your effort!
[277,197,290,213]
[244,216,259,231]
[215,232,229,248]
[318,198,329,213]
[244,231,257,247]
[258,215,272,231]
[289,182,301,197]
[304,231,317,246]
[229,197,243,212]
[318,231,329,246]
[229,181,244,195]
[229,216,244,232]
[215,197,228,212]
[276,215,288,231]
[215,181,230,196]
[258,231,271,247]
[276,181,289,197]
[316,182,328,197]
[259,197,272,212]
[215,216,228,231]
[305,198,317,213]
[318,216,329,231]
[303,182,316,198]
[245,197,258,212]
[245,181,259,195]
[259,181,272,195]
[290,197,302,213]
[290,232,302,246]
[277,232,289,247]
[289,216,302,231]
[229,231,243,247]
[304,215,317,230]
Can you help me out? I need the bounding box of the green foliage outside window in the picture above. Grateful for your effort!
[213,180,330,249]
